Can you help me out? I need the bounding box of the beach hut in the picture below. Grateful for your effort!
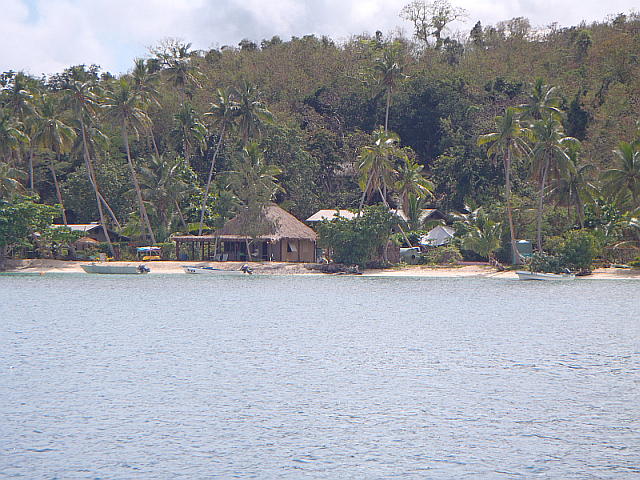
[63,223,129,243]
[172,205,317,262]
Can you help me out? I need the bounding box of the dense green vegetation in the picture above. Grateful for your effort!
[1,2,639,267]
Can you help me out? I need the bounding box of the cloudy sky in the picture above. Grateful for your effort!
[2,0,637,77]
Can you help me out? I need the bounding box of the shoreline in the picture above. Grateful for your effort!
[2,259,639,279]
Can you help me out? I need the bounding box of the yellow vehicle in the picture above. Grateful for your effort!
[137,246,162,261]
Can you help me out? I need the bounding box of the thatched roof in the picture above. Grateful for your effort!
[219,204,316,241]
[172,205,316,243]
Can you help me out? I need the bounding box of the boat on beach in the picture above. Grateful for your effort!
[183,265,252,275]
[516,270,575,281]
[81,263,150,274]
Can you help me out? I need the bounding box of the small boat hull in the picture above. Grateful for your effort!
[81,264,149,274]
[516,270,575,281]
[183,265,251,275]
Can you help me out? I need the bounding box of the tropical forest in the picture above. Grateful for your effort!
[1,0,639,269]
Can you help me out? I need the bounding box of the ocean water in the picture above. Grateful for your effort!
[1,273,639,479]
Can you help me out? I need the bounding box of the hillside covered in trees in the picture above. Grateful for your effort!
[1,1,639,266]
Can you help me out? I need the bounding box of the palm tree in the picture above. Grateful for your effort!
[518,78,562,121]
[199,88,238,235]
[227,142,284,208]
[131,58,162,156]
[462,219,502,261]
[545,143,597,228]
[137,154,196,238]
[61,72,115,257]
[478,107,529,264]
[394,157,433,214]
[32,93,77,226]
[601,140,640,209]
[0,109,29,164]
[0,161,27,199]
[529,115,579,251]
[1,72,36,167]
[169,104,207,168]
[358,127,407,213]
[371,42,406,132]
[102,77,156,243]
[233,79,275,146]
[161,43,203,106]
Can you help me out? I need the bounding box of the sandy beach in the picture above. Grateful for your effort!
[2,259,639,279]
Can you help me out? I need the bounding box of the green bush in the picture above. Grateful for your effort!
[530,229,602,272]
[419,245,462,265]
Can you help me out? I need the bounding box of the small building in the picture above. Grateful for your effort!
[59,223,129,243]
[421,225,455,247]
[172,205,317,262]
[306,209,357,227]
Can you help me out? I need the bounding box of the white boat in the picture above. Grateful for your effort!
[81,263,150,274]
[516,270,575,281]
[183,265,252,275]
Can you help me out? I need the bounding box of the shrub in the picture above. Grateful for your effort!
[419,245,462,265]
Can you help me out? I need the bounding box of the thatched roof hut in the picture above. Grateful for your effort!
[172,205,317,262]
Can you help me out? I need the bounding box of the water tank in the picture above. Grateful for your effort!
[400,247,421,265]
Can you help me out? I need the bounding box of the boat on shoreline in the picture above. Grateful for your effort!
[183,265,252,275]
[81,263,150,274]
[516,270,575,281]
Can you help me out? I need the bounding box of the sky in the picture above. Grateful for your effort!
[1,0,638,77]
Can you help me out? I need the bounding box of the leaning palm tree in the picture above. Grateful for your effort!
[529,115,579,251]
[478,107,529,264]
[601,140,640,209]
[32,93,77,226]
[102,77,156,243]
[371,42,406,132]
[199,88,238,235]
[61,74,115,257]
[233,79,275,146]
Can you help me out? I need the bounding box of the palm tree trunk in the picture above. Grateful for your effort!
[175,200,190,234]
[537,156,550,252]
[29,147,34,192]
[378,184,412,248]
[81,119,115,258]
[505,147,521,265]
[199,124,226,235]
[122,119,156,243]
[384,88,391,133]
[358,174,374,216]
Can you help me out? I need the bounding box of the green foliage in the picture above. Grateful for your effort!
[0,195,61,252]
[317,204,396,267]
[418,245,462,264]
[530,229,602,272]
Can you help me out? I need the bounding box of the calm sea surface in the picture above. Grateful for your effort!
[1,273,639,479]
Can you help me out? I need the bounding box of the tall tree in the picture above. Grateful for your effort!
[358,127,407,212]
[518,78,563,122]
[233,79,275,146]
[102,77,156,243]
[32,93,77,226]
[159,42,203,106]
[601,140,640,209]
[400,0,469,50]
[529,115,579,251]
[169,104,207,168]
[61,70,115,257]
[478,107,529,264]
[131,58,162,156]
[199,88,237,235]
[395,156,433,214]
[371,42,406,132]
